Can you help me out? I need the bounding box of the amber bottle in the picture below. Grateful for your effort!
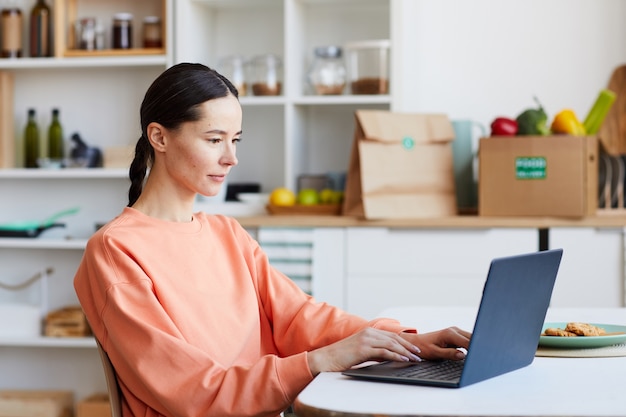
[30,0,52,57]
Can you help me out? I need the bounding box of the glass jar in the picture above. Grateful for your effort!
[75,17,97,50]
[218,55,247,96]
[1,6,23,57]
[142,16,162,48]
[344,39,390,95]
[112,12,133,49]
[249,54,282,96]
[307,46,346,95]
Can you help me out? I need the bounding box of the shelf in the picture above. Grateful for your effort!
[63,48,166,58]
[0,55,168,70]
[239,96,286,106]
[192,0,281,7]
[0,336,96,348]
[293,95,391,106]
[0,168,128,179]
[238,95,391,107]
[0,238,87,250]
[192,0,375,6]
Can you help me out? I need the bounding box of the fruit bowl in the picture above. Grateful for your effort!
[266,203,342,216]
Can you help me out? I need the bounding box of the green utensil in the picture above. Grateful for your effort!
[0,207,80,231]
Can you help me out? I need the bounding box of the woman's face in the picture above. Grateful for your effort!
[158,94,242,198]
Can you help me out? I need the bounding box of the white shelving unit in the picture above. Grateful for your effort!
[174,0,393,192]
[0,0,174,402]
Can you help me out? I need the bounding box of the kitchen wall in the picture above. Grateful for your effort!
[393,0,626,127]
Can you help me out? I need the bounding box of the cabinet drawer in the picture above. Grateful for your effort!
[346,227,537,276]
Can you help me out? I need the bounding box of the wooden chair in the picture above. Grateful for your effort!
[95,339,123,417]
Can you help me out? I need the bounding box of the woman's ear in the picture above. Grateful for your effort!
[146,122,167,153]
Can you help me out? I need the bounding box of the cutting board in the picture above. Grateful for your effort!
[598,64,626,155]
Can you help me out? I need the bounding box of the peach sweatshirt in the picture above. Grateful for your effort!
[74,207,412,417]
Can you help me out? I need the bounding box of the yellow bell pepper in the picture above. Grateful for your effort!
[550,109,586,135]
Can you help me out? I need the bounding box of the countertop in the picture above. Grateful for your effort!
[235,212,626,228]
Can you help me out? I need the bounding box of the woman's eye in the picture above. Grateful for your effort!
[208,138,221,144]
[233,137,242,144]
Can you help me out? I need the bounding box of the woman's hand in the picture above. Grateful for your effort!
[400,327,472,361]
[306,326,472,376]
[307,328,423,375]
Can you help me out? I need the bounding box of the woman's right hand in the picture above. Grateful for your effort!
[306,328,422,375]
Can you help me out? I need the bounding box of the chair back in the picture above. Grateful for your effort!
[95,339,123,417]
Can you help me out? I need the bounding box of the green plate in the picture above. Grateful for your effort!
[539,322,626,348]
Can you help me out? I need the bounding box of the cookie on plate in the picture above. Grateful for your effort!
[543,327,578,337]
[564,322,606,336]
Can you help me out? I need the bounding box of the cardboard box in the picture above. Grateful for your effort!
[478,135,598,217]
[0,390,72,417]
[343,110,457,219]
[76,394,110,417]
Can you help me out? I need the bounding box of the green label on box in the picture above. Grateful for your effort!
[402,136,415,150]
[515,157,546,179]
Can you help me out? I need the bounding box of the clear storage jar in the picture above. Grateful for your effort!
[249,54,282,96]
[142,16,162,48]
[307,46,346,95]
[218,55,248,96]
[344,39,390,95]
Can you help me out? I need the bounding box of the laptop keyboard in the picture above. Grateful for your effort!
[392,359,465,381]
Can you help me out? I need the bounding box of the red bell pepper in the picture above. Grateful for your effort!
[490,117,518,136]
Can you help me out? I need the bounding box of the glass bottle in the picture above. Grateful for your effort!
[307,46,346,95]
[29,0,51,57]
[1,2,23,58]
[48,108,64,160]
[24,109,40,168]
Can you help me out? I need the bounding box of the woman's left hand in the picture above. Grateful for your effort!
[400,327,472,361]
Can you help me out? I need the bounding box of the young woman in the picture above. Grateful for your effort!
[74,63,471,417]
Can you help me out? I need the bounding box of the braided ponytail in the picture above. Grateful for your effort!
[128,63,238,206]
[128,134,154,206]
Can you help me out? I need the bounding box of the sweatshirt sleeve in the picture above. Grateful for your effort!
[237,223,416,355]
[75,231,312,417]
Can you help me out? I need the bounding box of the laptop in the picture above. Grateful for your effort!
[342,248,563,388]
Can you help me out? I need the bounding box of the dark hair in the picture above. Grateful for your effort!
[128,63,239,206]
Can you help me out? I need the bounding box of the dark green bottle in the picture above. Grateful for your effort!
[24,108,40,168]
[48,108,64,159]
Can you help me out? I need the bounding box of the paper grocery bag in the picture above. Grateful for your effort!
[342,110,457,219]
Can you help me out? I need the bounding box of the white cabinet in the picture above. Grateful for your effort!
[174,0,393,192]
[0,171,129,398]
[343,227,538,319]
[549,227,624,307]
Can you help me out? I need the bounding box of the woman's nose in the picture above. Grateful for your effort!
[222,144,238,166]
